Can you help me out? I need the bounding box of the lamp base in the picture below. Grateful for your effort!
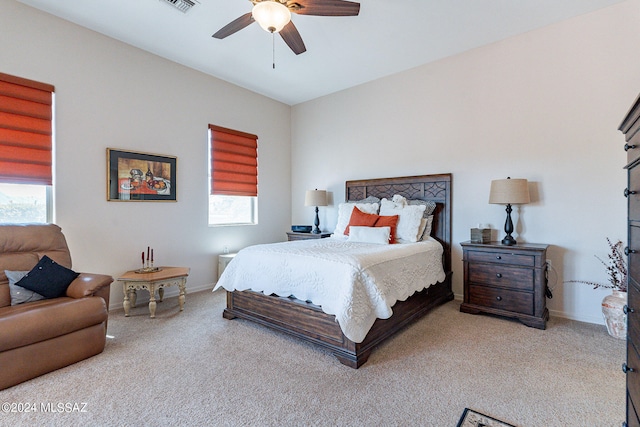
[501,203,517,246]
[312,206,321,234]
[501,235,517,246]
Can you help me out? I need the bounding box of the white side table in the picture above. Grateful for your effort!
[118,266,189,318]
[218,253,237,280]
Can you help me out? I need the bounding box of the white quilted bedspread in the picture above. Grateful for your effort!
[213,237,446,343]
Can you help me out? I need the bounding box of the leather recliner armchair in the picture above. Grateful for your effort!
[0,223,113,390]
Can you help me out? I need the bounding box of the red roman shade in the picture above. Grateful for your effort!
[0,73,54,185]
[209,124,258,197]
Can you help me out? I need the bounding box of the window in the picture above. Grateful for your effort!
[208,125,258,226]
[0,183,49,223]
[0,73,54,223]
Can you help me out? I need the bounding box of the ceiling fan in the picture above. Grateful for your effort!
[212,0,361,55]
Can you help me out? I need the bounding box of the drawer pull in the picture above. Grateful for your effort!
[622,363,635,374]
[625,143,637,151]
[496,296,502,301]
[496,273,503,278]
[496,256,502,260]
[624,305,635,314]
[624,246,637,256]
[624,188,637,197]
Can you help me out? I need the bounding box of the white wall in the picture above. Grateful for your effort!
[291,0,640,324]
[5,0,640,324]
[2,1,292,307]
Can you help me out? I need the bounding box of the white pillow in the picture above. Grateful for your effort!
[333,202,379,237]
[380,198,426,243]
[348,226,390,244]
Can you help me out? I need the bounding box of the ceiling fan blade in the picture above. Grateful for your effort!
[212,12,254,39]
[279,21,306,55]
[290,0,360,16]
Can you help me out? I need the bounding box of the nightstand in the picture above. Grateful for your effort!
[286,232,331,241]
[218,253,237,280]
[460,241,549,329]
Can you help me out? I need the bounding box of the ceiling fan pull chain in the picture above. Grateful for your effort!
[272,32,276,69]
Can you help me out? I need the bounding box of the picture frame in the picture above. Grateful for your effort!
[107,148,177,201]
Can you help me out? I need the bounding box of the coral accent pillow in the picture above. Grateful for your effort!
[375,214,399,243]
[345,207,379,235]
[345,207,400,243]
[333,202,379,237]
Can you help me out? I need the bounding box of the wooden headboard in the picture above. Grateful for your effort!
[345,174,452,273]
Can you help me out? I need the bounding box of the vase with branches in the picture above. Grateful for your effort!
[566,238,628,339]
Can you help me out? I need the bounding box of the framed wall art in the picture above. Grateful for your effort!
[107,148,177,201]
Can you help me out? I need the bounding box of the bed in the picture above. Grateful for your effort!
[216,174,453,368]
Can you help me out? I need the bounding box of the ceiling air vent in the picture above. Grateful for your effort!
[160,0,197,13]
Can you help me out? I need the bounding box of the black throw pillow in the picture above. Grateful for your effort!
[16,255,80,299]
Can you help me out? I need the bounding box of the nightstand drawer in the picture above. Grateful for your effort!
[287,232,331,241]
[468,264,534,291]
[467,250,534,267]
[469,285,533,316]
[288,233,314,241]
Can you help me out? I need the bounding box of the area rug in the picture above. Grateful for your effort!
[457,408,517,427]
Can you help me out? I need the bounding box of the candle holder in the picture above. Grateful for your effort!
[135,248,161,273]
[136,264,161,274]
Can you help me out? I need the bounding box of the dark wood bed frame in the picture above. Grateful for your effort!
[222,174,453,368]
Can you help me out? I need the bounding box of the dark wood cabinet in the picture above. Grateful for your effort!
[619,94,640,427]
[460,241,549,329]
[286,232,331,241]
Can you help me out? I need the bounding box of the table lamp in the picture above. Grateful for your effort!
[305,189,327,234]
[489,177,530,246]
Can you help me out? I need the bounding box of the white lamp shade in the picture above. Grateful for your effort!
[252,1,291,33]
[489,178,530,205]
[305,189,327,207]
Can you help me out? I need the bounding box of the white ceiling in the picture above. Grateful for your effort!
[17,0,627,105]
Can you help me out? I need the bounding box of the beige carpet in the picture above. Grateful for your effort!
[0,289,626,426]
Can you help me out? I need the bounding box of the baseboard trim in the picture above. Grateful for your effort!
[453,292,604,326]
[111,288,606,326]
[548,308,604,326]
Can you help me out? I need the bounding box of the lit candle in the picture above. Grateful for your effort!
[151,249,154,263]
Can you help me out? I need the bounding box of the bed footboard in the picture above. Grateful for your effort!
[223,271,453,368]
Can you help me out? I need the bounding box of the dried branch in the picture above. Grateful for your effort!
[565,238,628,292]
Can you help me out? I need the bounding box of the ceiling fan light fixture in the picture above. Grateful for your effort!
[252,1,291,33]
